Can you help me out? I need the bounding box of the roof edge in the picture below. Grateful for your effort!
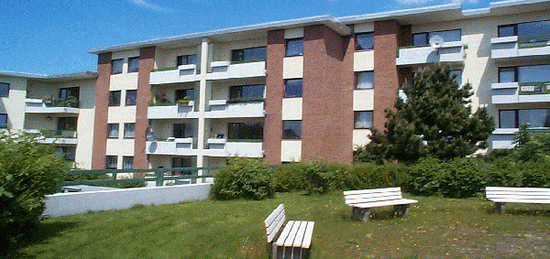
[0,71,98,81]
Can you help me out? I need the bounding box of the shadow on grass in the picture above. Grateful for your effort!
[338,207,407,222]
[483,204,550,216]
[3,221,78,259]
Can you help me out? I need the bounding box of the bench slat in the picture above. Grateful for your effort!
[302,222,315,249]
[346,194,404,204]
[264,204,284,226]
[489,199,550,204]
[486,187,550,192]
[266,214,286,243]
[284,221,302,247]
[275,220,295,246]
[351,198,418,209]
[292,221,308,247]
[344,187,401,196]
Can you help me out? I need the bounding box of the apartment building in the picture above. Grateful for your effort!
[0,71,97,168]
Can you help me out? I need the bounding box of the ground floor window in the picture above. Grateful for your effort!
[123,156,133,169]
[106,156,117,169]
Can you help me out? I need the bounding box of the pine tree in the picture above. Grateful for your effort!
[356,65,494,163]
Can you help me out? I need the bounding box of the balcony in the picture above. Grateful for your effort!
[207,100,265,118]
[491,82,550,105]
[206,61,266,80]
[26,129,78,145]
[491,35,550,61]
[492,128,550,149]
[149,64,199,85]
[147,102,198,119]
[145,138,197,156]
[25,98,79,114]
[396,41,465,67]
[204,139,263,158]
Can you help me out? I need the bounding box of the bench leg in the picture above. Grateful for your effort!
[394,204,410,217]
[495,202,506,215]
[352,207,370,222]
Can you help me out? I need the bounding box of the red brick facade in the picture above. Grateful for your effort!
[91,53,112,169]
[133,47,155,169]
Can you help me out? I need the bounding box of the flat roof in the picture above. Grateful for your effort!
[0,71,98,82]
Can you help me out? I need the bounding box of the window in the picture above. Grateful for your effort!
[499,67,517,83]
[229,84,265,100]
[175,89,194,101]
[126,90,137,106]
[355,32,374,50]
[57,117,77,131]
[0,114,7,128]
[413,29,461,46]
[498,24,516,37]
[122,156,134,169]
[124,123,135,139]
[111,59,123,74]
[106,156,118,169]
[59,87,79,99]
[285,38,303,56]
[231,47,267,62]
[449,69,463,86]
[128,57,140,73]
[109,91,121,106]
[56,146,76,162]
[173,123,193,138]
[282,121,301,140]
[499,20,550,38]
[499,109,550,128]
[355,111,373,129]
[284,79,303,98]
[228,122,264,140]
[355,71,374,89]
[498,65,550,83]
[107,124,119,139]
[172,157,192,175]
[0,82,10,97]
[176,54,197,66]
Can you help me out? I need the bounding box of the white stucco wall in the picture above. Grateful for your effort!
[281,140,301,162]
[282,98,303,120]
[0,76,27,130]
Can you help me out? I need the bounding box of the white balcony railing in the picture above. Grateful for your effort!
[396,41,465,66]
[149,64,199,85]
[491,82,550,104]
[25,129,78,145]
[491,35,550,60]
[147,102,198,119]
[25,98,79,114]
[206,61,266,80]
[204,139,263,158]
[207,100,265,118]
[146,138,197,156]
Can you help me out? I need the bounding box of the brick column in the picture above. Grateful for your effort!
[91,53,112,169]
[264,30,285,164]
[133,46,155,169]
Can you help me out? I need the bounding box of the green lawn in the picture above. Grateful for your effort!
[13,192,550,258]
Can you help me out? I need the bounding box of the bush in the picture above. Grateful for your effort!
[347,163,408,190]
[303,160,336,194]
[0,132,68,249]
[272,163,307,192]
[210,158,274,200]
[520,159,550,188]
[485,157,522,187]
[406,157,444,196]
[438,158,489,198]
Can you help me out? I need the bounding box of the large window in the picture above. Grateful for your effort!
[355,32,374,50]
[176,54,197,66]
[56,146,76,162]
[231,47,266,62]
[228,122,263,140]
[59,87,79,99]
[172,157,192,175]
[175,89,194,101]
[413,29,461,46]
[111,59,123,75]
[128,57,139,73]
[355,111,373,129]
[355,71,374,89]
[107,124,119,139]
[284,79,303,98]
[499,109,550,128]
[0,82,9,97]
[122,156,134,169]
[124,123,135,139]
[282,121,302,140]
[498,20,550,38]
[230,84,265,100]
[499,65,550,83]
[105,156,117,169]
[285,38,303,57]
[173,123,193,138]
[109,91,121,106]
[57,117,77,131]
[0,114,7,128]
[126,90,137,106]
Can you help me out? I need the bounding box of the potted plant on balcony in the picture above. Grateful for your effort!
[43,96,52,107]
[177,96,192,106]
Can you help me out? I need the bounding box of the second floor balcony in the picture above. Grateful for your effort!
[25,98,79,114]
[492,82,550,105]
[148,101,198,119]
[491,35,550,61]
[206,60,266,81]
[207,99,265,118]
[396,41,465,67]
[204,138,263,158]
[150,64,199,85]
[146,138,197,156]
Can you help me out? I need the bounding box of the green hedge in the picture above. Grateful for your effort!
[211,158,274,200]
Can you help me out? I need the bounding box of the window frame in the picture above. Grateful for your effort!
[122,156,134,169]
[282,120,302,140]
[498,67,518,83]
[176,54,197,66]
[354,111,374,129]
[285,38,304,57]
[284,79,303,98]
[128,57,140,73]
[229,84,265,100]
[107,123,119,139]
[111,59,123,75]
[126,90,137,106]
[175,89,194,101]
[59,87,79,99]
[109,90,121,106]
[355,71,374,89]
[57,117,78,131]
[173,123,192,138]
[412,29,462,46]
[355,32,374,51]
[105,156,118,169]
[231,46,267,62]
[499,109,550,128]
[227,122,264,140]
[124,123,135,139]
[0,82,10,97]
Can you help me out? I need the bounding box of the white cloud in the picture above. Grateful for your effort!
[130,0,173,12]
[396,0,478,5]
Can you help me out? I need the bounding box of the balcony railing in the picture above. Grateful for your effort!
[206,60,266,80]
[25,98,79,114]
[207,99,265,118]
[205,138,263,158]
[26,129,78,145]
[491,82,550,104]
[147,101,198,119]
[146,138,197,156]
[150,64,199,85]
[396,41,465,66]
[492,127,550,149]
[491,35,550,60]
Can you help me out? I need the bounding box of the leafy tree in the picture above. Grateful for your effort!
[0,131,68,250]
[512,124,550,162]
[356,65,494,163]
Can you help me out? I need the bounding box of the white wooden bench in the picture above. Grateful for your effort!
[264,204,315,259]
[486,187,550,214]
[344,187,418,222]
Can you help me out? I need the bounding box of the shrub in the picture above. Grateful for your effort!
[438,158,489,198]
[0,132,68,249]
[303,160,336,194]
[520,159,550,188]
[406,157,444,196]
[348,163,408,190]
[272,163,307,192]
[485,157,522,187]
[211,158,274,200]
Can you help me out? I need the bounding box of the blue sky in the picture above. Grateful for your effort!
[0,0,497,75]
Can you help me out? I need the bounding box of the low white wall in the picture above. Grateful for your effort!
[43,183,212,218]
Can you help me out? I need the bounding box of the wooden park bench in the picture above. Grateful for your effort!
[264,204,315,259]
[486,187,550,214]
[344,187,418,222]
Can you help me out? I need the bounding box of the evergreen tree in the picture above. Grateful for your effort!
[356,65,494,163]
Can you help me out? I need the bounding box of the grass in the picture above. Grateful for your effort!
[12,192,550,258]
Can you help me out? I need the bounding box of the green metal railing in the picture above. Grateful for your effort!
[44,98,80,108]
[59,166,222,192]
